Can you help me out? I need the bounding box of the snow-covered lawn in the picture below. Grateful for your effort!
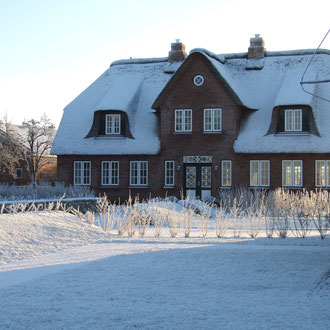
[0,211,329,329]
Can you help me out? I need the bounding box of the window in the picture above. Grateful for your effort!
[101,161,119,185]
[74,161,91,185]
[193,75,204,86]
[130,161,148,186]
[165,161,175,186]
[204,108,222,132]
[221,160,232,186]
[16,168,22,179]
[250,160,270,187]
[105,114,121,135]
[175,109,192,132]
[284,109,302,132]
[282,160,302,187]
[315,160,330,187]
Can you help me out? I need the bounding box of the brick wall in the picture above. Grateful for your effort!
[56,54,330,201]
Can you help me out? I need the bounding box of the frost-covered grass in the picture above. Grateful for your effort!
[0,210,329,329]
[0,182,94,201]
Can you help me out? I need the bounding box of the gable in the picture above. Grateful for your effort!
[152,52,245,110]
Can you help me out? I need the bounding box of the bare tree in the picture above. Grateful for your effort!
[21,114,55,188]
[0,114,24,177]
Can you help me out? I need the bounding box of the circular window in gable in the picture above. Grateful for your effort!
[193,75,204,86]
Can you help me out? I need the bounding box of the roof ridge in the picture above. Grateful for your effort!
[110,57,169,67]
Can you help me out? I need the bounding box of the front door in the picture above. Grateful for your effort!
[184,164,212,200]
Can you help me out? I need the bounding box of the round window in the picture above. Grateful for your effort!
[193,75,204,86]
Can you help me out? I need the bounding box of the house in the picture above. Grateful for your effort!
[0,124,57,185]
[51,35,330,200]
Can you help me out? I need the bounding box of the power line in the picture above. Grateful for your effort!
[300,28,330,102]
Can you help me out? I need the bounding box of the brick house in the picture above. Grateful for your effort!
[0,125,57,185]
[51,35,330,200]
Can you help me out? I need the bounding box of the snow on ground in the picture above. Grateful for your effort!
[0,211,329,329]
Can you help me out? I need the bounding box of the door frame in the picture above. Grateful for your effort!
[184,163,212,199]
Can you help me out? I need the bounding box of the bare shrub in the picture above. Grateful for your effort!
[309,190,329,239]
[231,197,243,238]
[199,206,212,238]
[215,205,230,238]
[179,198,196,238]
[84,211,95,225]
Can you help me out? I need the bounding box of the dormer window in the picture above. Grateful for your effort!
[105,114,121,135]
[85,110,134,139]
[276,106,309,133]
[284,109,302,132]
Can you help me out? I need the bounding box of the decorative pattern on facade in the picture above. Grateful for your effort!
[183,156,212,163]
[201,166,211,188]
[186,166,196,188]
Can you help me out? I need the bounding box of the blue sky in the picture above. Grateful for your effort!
[0,0,329,127]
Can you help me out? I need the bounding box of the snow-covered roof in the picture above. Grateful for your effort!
[51,47,330,155]
[51,60,175,155]
[210,49,330,153]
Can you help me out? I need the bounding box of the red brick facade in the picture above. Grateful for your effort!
[56,53,330,201]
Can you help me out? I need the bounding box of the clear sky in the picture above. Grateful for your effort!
[0,0,329,127]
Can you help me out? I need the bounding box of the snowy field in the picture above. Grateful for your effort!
[0,210,329,329]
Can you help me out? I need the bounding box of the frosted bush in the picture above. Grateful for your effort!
[215,205,229,238]
[199,207,212,238]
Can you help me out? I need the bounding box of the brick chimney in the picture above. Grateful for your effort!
[168,39,187,62]
[248,34,265,59]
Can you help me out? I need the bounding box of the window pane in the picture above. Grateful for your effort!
[283,161,292,186]
[316,160,325,186]
[113,115,120,134]
[293,160,302,186]
[204,109,212,131]
[74,162,81,185]
[184,110,192,131]
[165,161,175,186]
[111,162,119,185]
[140,162,148,185]
[102,162,109,185]
[130,162,138,185]
[260,161,269,186]
[294,110,302,131]
[221,161,231,186]
[175,110,183,131]
[327,161,330,187]
[83,162,90,185]
[213,109,221,131]
[250,161,259,186]
[285,110,293,131]
[105,115,111,134]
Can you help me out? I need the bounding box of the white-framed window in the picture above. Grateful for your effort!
[175,109,192,132]
[285,109,302,132]
[165,160,175,186]
[282,160,302,187]
[74,161,91,185]
[101,161,119,186]
[221,160,232,187]
[315,160,330,187]
[204,108,222,132]
[250,160,270,187]
[105,114,121,135]
[130,161,148,186]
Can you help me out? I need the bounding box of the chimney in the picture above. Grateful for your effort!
[248,34,265,59]
[168,39,187,62]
